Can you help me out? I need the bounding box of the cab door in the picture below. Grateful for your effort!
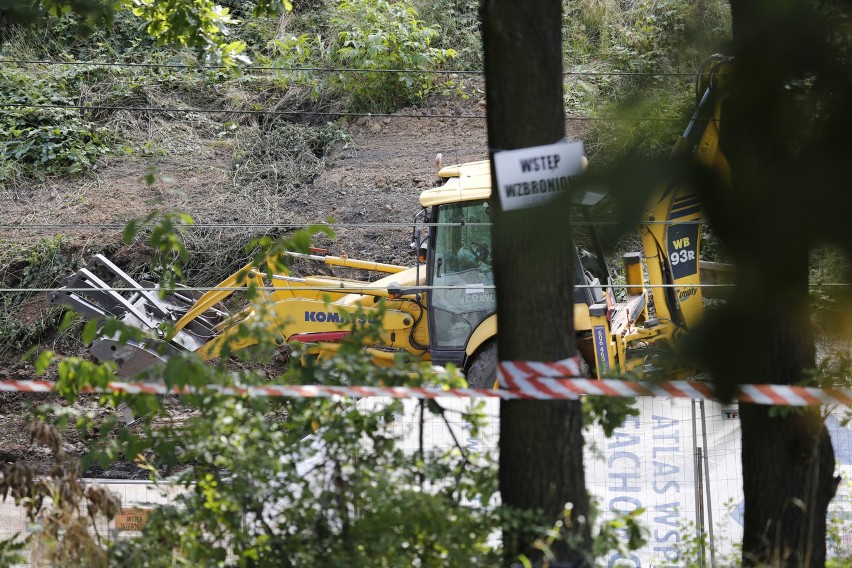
[426,200,496,367]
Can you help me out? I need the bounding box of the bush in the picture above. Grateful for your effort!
[0,66,109,181]
[415,0,481,69]
[21,225,502,566]
[561,0,731,163]
[271,0,457,112]
[0,237,81,359]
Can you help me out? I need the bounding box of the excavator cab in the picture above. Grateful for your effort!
[426,199,496,363]
[420,172,610,376]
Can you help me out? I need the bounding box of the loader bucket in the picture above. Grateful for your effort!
[47,254,228,377]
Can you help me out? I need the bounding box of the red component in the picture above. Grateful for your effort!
[309,247,329,255]
[606,289,614,322]
[288,331,351,343]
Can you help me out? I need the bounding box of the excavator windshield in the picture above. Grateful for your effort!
[428,200,496,352]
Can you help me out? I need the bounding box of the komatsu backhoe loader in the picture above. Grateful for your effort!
[47,56,731,387]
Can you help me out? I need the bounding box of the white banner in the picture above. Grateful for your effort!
[411,398,852,566]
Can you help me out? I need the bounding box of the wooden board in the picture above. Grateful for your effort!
[114,508,151,531]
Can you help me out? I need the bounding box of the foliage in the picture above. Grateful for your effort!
[270,0,457,112]
[649,0,852,562]
[414,0,480,69]
[0,236,82,359]
[123,0,251,65]
[0,0,116,27]
[0,0,292,65]
[827,478,852,567]
[583,395,639,437]
[0,66,109,181]
[96,357,501,566]
[587,85,695,161]
[1,5,153,62]
[123,209,195,292]
[10,210,660,566]
[589,500,647,562]
[0,535,26,568]
[810,246,852,339]
[14,218,503,566]
[231,121,346,191]
[50,353,495,565]
[0,420,121,568]
[673,516,735,567]
[511,500,648,567]
[562,0,731,162]
[0,1,800,564]
[563,0,730,75]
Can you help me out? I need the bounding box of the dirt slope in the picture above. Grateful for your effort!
[6,92,489,262]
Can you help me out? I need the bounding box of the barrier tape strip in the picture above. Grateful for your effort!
[1,377,851,406]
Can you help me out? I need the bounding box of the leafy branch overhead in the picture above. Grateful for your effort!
[0,0,292,65]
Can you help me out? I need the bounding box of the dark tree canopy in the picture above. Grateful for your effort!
[686,0,852,564]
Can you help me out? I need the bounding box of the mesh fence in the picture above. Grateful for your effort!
[2,398,851,566]
[0,479,181,567]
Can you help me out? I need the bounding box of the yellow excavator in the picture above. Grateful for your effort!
[47,56,731,387]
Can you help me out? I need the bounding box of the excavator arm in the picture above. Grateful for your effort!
[640,55,731,330]
[583,55,733,377]
[49,250,428,376]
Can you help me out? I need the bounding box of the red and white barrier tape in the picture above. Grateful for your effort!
[497,357,584,388]
[2,376,851,406]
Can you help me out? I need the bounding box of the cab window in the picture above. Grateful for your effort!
[429,200,495,349]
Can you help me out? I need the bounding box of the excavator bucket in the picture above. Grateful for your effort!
[47,254,229,376]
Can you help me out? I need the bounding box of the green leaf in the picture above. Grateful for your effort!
[22,345,38,363]
[124,435,145,462]
[81,319,101,346]
[34,351,55,375]
[123,219,140,244]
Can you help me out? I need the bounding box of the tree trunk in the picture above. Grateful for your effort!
[718,2,838,563]
[740,406,836,566]
[734,250,837,567]
[481,0,591,564]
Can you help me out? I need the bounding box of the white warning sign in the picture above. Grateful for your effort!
[493,140,585,211]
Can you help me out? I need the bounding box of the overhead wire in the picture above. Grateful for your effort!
[0,101,483,119]
[0,101,699,122]
[0,57,742,297]
[6,283,852,294]
[0,56,699,121]
[0,220,710,230]
[0,58,705,77]
[4,50,844,379]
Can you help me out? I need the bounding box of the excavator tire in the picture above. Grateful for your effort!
[465,339,498,389]
[465,340,592,389]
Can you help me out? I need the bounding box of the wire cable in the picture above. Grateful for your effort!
[0,101,704,122]
[0,101,484,119]
[0,220,711,231]
[8,283,852,294]
[0,58,706,77]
